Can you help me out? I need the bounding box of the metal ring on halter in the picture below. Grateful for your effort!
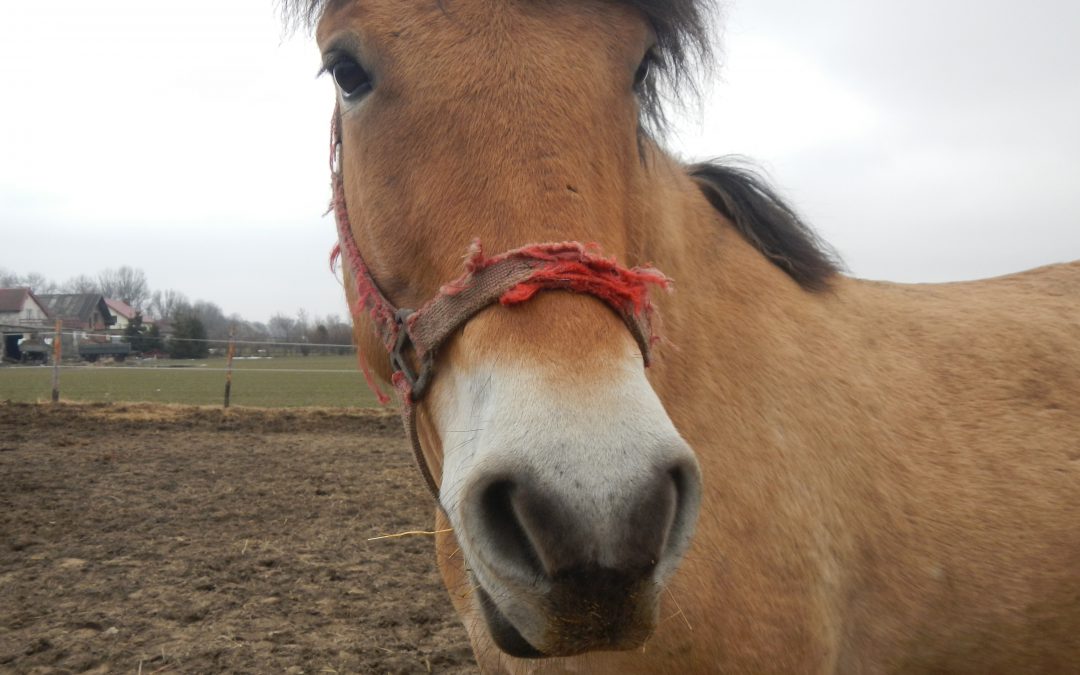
[391,308,434,400]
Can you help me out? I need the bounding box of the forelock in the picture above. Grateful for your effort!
[280,0,717,134]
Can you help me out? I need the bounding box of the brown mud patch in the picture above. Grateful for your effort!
[0,402,476,673]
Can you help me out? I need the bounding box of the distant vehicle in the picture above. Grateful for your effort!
[77,342,131,363]
[19,342,49,364]
[0,338,50,364]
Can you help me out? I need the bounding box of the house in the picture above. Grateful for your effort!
[37,293,117,350]
[38,294,115,333]
[0,288,52,328]
[0,287,53,362]
[37,294,120,359]
[105,299,138,331]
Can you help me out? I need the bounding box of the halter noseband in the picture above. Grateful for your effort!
[330,108,670,500]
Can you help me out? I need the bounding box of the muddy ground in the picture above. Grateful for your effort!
[0,402,477,674]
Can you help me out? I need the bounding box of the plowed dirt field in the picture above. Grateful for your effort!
[0,402,476,674]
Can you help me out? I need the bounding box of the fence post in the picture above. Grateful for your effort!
[223,326,236,409]
[51,320,62,404]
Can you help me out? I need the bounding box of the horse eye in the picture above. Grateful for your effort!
[633,51,655,89]
[332,58,372,100]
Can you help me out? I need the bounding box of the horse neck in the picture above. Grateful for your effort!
[635,149,855,483]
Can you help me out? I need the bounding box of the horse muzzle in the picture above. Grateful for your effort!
[434,357,702,658]
[464,450,700,658]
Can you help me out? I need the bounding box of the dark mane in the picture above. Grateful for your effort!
[689,161,842,291]
[279,0,715,131]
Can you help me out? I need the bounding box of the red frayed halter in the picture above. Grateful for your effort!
[329,109,670,499]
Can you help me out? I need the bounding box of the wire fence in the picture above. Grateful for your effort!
[3,328,356,349]
[0,323,356,349]
[0,324,384,409]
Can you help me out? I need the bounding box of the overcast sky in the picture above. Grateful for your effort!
[2,0,1078,323]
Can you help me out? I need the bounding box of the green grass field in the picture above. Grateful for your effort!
[0,355,383,408]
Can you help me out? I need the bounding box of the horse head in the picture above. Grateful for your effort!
[315,0,707,658]
[292,1,1080,671]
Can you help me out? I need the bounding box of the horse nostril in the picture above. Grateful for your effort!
[478,480,546,579]
[621,467,680,570]
[657,456,702,573]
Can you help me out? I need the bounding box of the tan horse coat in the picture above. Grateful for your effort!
[436,158,1080,669]
[434,150,1080,672]
[302,0,1080,670]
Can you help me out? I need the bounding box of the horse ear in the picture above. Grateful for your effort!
[688,160,843,291]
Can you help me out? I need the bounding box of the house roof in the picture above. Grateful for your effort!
[105,298,137,320]
[38,294,115,329]
[0,288,31,313]
[0,287,52,317]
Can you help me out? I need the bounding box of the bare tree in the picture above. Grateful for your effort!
[62,274,100,294]
[191,300,229,341]
[268,313,297,341]
[0,268,19,288]
[98,266,150,309]
[268,313,303,354]
[240,320,269,342]
[21,272,60,294]
[324,314,355,354]
[148,289,190,321]
[311,323,331,345]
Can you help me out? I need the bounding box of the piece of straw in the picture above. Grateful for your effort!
[366,528,452,541]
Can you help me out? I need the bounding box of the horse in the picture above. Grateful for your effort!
[286,0,1080,671]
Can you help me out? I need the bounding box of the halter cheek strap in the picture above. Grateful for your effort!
[330,109,670,500]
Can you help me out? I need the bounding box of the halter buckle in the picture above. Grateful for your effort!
[391,308,432,399]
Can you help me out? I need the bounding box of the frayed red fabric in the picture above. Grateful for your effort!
[331,243,392,405]
[439,239,670,347]
[335,234,670,391]
[331,188,399,354]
